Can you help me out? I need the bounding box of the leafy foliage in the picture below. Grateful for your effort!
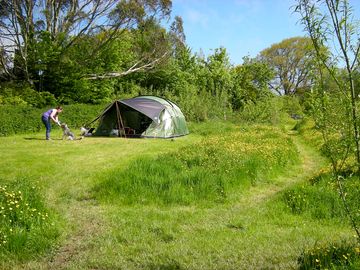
[259,36,317,96]
[231,56,274,109]
[0,104,104,136]
[0,106,43,136]
[296,0,360,241]
[0,82,57,107]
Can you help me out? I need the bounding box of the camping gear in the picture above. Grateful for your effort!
[88,96,189,138]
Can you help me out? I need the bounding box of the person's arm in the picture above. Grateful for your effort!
[50,109,60,125]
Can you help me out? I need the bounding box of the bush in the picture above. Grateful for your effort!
[164,85,232,122]
[0,104,105,136]
[281,95,303,117]
[0,82,57,108]
[0,106,43,136]
[60,104,105,128]
[238,97,282,125]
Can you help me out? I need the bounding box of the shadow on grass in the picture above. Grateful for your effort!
[24,137,62,141]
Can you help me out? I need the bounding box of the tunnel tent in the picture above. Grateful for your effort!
[91,96,189,138]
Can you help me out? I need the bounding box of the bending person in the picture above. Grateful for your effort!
[41,106,63,140]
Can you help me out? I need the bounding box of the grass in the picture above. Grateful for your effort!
[94,125,299,205]
[0,178,60,262]
[0,120,358,269]
[298,239,360,269]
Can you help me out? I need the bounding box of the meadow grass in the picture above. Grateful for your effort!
[0,177,60,262]
[298,239,360,269]
[0,120,358,269]
[94,125,299,205]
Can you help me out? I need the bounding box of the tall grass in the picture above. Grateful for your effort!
[280,168,360,221]
[0,177,60,262]
[94,125,299,205]
[298,240,360,269]
[277,168,360,267]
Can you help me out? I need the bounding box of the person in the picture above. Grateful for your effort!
[41,106,63,140]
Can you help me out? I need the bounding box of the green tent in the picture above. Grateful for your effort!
[92,96,189,138]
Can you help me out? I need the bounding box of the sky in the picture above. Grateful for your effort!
[170,0,359,65]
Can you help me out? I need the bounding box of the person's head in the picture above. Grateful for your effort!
[56,106,63,113]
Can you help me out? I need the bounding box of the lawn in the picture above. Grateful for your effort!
[0,121,357,269]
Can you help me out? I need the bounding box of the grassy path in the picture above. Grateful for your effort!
[237,133,327,207]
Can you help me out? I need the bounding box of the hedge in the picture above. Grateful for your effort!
[0,104,105,136]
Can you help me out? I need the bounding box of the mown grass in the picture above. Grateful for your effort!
[0,120,358,269]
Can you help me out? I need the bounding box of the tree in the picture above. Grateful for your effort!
[259,36,317,96]
[296,0,360,242]
[0,0,173,84]
[231,56,274,110]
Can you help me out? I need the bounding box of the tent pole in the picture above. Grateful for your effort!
[115,101,126,138]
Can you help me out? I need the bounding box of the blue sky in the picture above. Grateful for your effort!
[170,0,359,65]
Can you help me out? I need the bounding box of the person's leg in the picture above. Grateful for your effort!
[42,116,51,140]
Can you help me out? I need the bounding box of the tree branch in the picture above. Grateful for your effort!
[85,51,168,79]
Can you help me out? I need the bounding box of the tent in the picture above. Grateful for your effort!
[90,96,189,138]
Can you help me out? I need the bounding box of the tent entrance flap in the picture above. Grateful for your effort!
[118,103,153,136]
[94,102,153,137]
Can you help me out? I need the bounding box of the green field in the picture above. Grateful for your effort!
[0,121,358,269]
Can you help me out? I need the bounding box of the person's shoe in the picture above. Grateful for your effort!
[46,138,52,140]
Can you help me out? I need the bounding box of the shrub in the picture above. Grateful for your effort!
[0,106,43,136]
[0,104,104,136]
[0,82,57,108]
[60,104,105,128]
[238,97,282,125]
[281,95,303,117]
[165,85,232,122]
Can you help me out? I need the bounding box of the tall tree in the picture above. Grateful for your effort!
[0,0,172,84]
[259,36,317,96]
